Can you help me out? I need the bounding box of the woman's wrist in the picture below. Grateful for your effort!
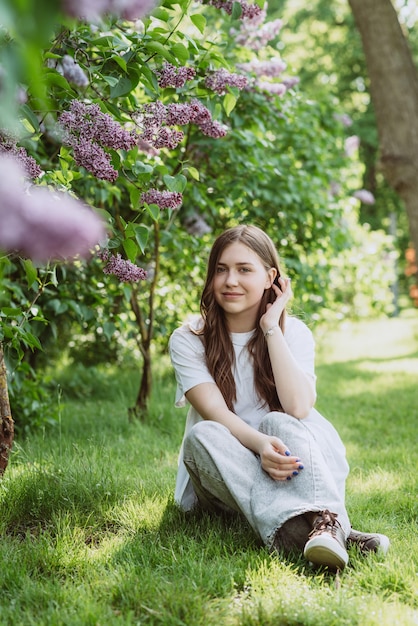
[263,325,279,338]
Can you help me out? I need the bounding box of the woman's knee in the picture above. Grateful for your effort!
[184,420,229,454]
[259,411,298,436]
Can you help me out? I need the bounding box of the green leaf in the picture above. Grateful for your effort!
[110,76,135,97]
[145,41,175,63]
[223,92,237,116]
[190,14,206,34]
[21,104,40,132]
[145,203,160,221]
[103,321,116,341]
[102,75,119,87]
[152,8,170,20]
[134,224,150,254]
[186,166,200,181]
[129,186,141,209]
[231,1,242,19]
[123,238,138,262]
[111,55,127,72]
[163,174,187,192]
[171,43,189,64]
[1,307,22,317]
[21,259,38,287]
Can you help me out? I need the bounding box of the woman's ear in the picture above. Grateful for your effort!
[265,267,278,289]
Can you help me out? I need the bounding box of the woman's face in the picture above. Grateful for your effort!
[213,242,275,331]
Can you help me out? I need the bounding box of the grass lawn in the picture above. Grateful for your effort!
[0,310,417,625]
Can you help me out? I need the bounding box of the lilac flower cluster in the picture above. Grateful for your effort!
[0,132,43,179]
[138,98,227,149]
[345,135,360,157]
[59,100,138,181]
[156,63,196,89]
[353,189,375,205]
[99,249,147,282]
[231,5,283,51]
[205,69,248,95]
[59,55,89,87]
[141,189,183,210]
[62,0,158,22]
[237,58,287,78]
[256,82,287,96]
[0,155,106,262]
[202,0,262,20]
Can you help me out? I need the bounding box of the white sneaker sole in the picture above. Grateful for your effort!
[374,534,390,555]
[304,535,349,570]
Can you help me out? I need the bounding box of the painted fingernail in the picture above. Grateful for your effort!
[285,450,291,456]
[298,464,304,470]
[292,471,299,476]
[286,476,292,481]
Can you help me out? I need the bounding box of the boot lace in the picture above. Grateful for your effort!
[309,510,341,539]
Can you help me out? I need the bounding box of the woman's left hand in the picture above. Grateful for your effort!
[260,277,292,334]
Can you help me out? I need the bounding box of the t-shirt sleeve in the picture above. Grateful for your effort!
[284,316,316,380]
[169,326,215,407]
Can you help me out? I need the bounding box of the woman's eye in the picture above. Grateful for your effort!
[216,267,226,273]
[240,267,251,272]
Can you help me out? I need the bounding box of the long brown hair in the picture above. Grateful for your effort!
[198,225,286,412]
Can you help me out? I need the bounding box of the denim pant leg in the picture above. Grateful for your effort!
[182,420,260,532]
[254,412,351,547]
[182,414,351,548]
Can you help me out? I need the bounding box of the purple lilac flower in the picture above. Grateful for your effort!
[156,63,196,88]
[237,58,287,78]
[204,68,248,95]
[59,100,137,180]
[353,189,375,205]
[255,81,287,96]
[231,7,283,51]
[166,103,196,126]
[0,132,43,179]
[152,128,184,149]
[138,99,227,147]
[141,189,183,209]
[334,113,353,128]
[0,155,106,262]
[202,0,262,20]
[60,55,89,87]
[62,0,159,21]
[73,139,118,182]
[345,135,360,157]
[99,250,147,282]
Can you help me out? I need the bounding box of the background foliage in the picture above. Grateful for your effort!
[0,0,406,431]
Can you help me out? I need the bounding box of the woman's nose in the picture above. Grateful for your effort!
[225,271,239,285]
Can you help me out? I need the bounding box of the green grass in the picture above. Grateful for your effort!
[0,311,417,625]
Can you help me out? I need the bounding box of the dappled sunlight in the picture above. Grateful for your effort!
[357,356,418,375]
[348,468,402,495]
[316,312,418,365]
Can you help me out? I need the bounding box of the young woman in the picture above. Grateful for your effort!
[169,225,389,570]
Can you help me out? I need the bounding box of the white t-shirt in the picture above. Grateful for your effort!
[169,315,347,510]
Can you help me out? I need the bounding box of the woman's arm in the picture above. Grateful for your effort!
[185,382,302,481]
[260,279,316,419]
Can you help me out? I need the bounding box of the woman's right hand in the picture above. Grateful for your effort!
[258,435,303,481]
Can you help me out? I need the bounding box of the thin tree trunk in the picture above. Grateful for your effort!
[129,221,160,419]
[348,0,418,259]
[0,345,14,476]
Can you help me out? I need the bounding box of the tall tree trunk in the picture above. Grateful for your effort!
[348,0,418,261]
[0,345,14,476]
